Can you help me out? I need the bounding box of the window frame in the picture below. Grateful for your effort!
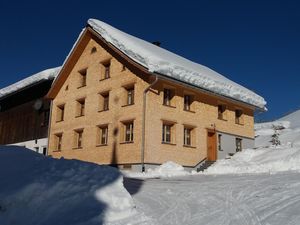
[97,125,108,146]
[218,104,227,120]
[76,98,85,117]
[235,109,244,125]
[56,104,65,122]
[127,87,135,105]
[54,133,63,151]
[100,60,111,80]
[78,68,87,88]
[161,121,176,145]
[163,88,175,107]
[183,127,192,146]
[73,129,84,149]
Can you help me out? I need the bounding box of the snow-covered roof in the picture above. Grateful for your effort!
[88,19,266,110]
[0,67,61,99]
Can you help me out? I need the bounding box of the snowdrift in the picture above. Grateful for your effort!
[0,146,150,225]
[124,161,190,178]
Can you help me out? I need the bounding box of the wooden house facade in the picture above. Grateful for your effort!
[46,20,266,171]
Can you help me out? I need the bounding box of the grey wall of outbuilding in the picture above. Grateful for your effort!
[217,132,254,159]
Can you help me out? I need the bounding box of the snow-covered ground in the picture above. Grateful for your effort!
[0,146,152,225]
[125,172,300,225]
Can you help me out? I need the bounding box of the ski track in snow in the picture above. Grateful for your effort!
[124,172,300,225]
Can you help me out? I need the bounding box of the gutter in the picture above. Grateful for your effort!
[141,75,159,172]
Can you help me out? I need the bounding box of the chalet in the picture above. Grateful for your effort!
[46,19,266,171]
[0,67,60,154]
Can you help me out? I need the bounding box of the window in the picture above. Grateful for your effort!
[235,109,243,124]
[163,88,174,106]
[99,92,109,111]
[56,104,65,122]
[236,138,242,152]
[218,134,222,151]
[183,127,192,146]
[123,121,134,142]
[74,129,84,148]
[126,87,134,105]
[76,99,85,117]
[162,123,175,144]
[101,61,111,80]
[54,133,63,151]
[91,47,97,54]
[97,125,108,145]
[78,69,87,87]
[218,104,226,120]
[184,95,192,111]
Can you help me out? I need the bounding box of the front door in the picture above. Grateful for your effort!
[207,131,217,161]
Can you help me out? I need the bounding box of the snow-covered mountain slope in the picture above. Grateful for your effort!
[88,19,266,109]
[205,109,300,174]
[0,67,60,99]
[255,109,300,148]
[0,146,152,225]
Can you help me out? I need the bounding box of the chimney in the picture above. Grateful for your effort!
[152,41,161,47]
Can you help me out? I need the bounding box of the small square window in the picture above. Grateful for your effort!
[127,87,134,105]
[184,127,192,146]
[97,125,108,145]
[100,60,111,80]
[74,129,84,149]
[163,88,175,106]
[184,95,193,111]
[76,99,85,117]
[99,92,109,111]
[218,104,226,120]
[235,109,243,124]
[162,122,175,144]
[56,104,65,122]
[123,121,134,142]
[78,69,87,87]
[54,133,63,151]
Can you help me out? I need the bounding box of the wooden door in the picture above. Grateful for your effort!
[207,131,217,161]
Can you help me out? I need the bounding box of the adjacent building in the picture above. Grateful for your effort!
[0,68,60,154]
[46,19,266,171]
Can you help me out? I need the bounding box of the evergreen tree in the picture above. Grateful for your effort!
[271,125,281,146]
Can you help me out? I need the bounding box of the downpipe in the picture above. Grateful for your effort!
[141,75,159,172]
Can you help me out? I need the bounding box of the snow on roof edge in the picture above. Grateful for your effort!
[0,67,61,99]
[87,19,266,110]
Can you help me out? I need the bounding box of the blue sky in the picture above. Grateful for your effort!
[0,0,299,121]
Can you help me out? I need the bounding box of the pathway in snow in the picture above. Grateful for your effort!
[124,172,300,225]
